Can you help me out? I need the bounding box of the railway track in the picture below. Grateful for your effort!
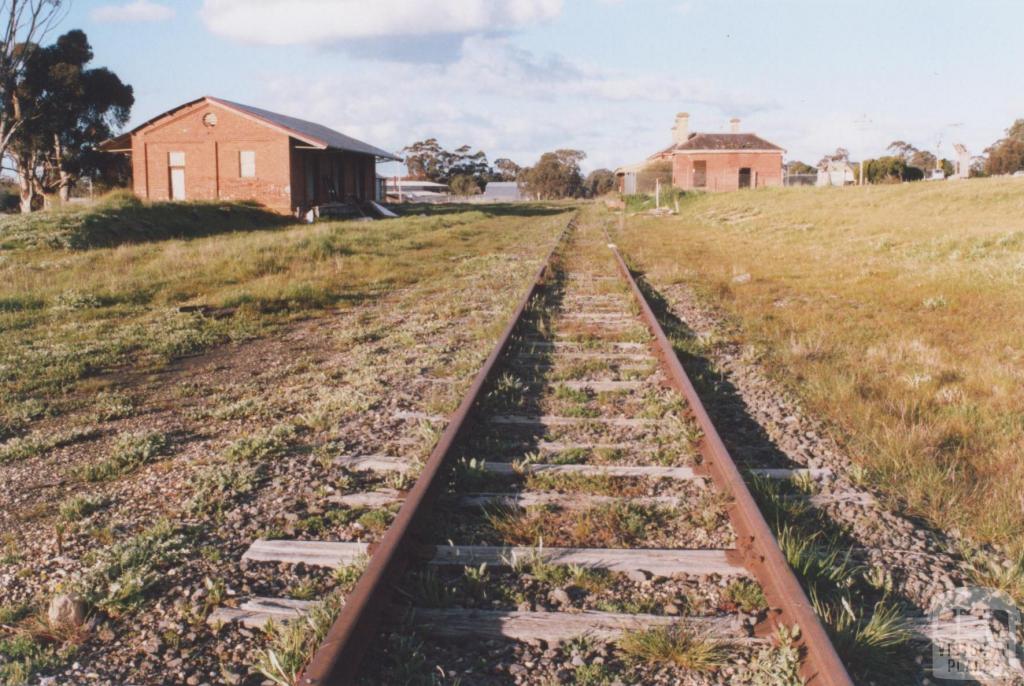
[210,212,854,685]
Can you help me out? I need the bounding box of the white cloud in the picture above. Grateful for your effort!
[200,0,563,46]
[246,36,773,173]
[91,0,174,23]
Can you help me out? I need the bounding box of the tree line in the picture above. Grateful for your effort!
[1,1,134,212]
[790,118,1024,184]
[400,138,615,199]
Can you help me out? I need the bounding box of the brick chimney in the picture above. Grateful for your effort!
[672,112,690,144]
[730,117,741,133]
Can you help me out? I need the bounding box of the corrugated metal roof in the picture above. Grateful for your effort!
[100,96,400,160]
[209,97,400,160]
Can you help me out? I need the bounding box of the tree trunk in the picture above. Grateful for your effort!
[18,171,34,213]
[53,133,71,203]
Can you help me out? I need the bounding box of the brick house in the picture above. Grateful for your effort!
[100,96,399,215]
[648,113,784,191]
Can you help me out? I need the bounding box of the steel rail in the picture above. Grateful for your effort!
[299,215,576,685]
[606,240,855,686]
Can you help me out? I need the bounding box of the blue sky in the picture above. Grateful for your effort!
[65,0,1024,174]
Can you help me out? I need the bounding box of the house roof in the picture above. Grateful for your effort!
[650,132,784,158]
[614,160,649,175]
[100,96,400,160]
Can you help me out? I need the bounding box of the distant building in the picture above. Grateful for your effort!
[642,113,785,192]
[479,181,522,201]
[100,96,399,215]
[614,161,644,194]
[614,160,672,195]
[385,178,450,203]
[953,143,971,179]
[817,160,856,186]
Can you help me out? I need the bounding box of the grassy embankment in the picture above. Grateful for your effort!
[617,178,1024,576]
[0,192,569,441]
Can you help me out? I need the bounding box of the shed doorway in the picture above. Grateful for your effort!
[169,151,186,200]
[738,167,752,189]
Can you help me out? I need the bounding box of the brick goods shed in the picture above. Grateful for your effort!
[101,96,399,215]
[649,113,784,192]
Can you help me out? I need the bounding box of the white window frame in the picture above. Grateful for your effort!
[239,150,256,179]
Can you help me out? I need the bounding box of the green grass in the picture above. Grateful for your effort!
[744,624,803,686]
[487,501,673,548]
[0,632,64,686]
[0,199,567,441]
[618,625,725,670]
[72,518,185,617]
[75,430,167,482]
[722,579,767,613]
[747,468,914,680]
[0,427,98,464]
[187,425,293,515]
[58,494,111,522]
[253,593,344,686]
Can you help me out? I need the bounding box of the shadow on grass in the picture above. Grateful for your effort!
[0,191,294,251]
[394,201,575,219]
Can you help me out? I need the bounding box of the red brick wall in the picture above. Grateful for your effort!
[130,101,294,213]
[671,151,783,192]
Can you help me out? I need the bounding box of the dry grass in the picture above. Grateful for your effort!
[616,177,1024,557]
[618,625,726,671]
[486,501,675,548]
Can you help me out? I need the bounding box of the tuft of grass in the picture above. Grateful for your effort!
[812,595,912,679]
[525,471,630,496]
[618,625,726,671]
[253,594,343,686]
[962,546,1024,605]
[92,392,136,422]
[333,556,368,593]
[75,430,167,482]
[0,632,64,686]
[573,662,613,685]
[401,568,458,609]
[187,460,260,515]
[58,494,111,522]
[73,518,185,616]
[0,426,98,465]
[451,456,491,491]
[522,556,613,595]
[356,508,393,534]
[487,372,528,409]
[776,525,861,603]
[188,426,294,515]
[487,501,673,548]
[722,578,767,613]
[0,435,50,464]
[745,624,804,686]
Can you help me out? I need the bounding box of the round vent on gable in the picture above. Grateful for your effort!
[202,112,218,128]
